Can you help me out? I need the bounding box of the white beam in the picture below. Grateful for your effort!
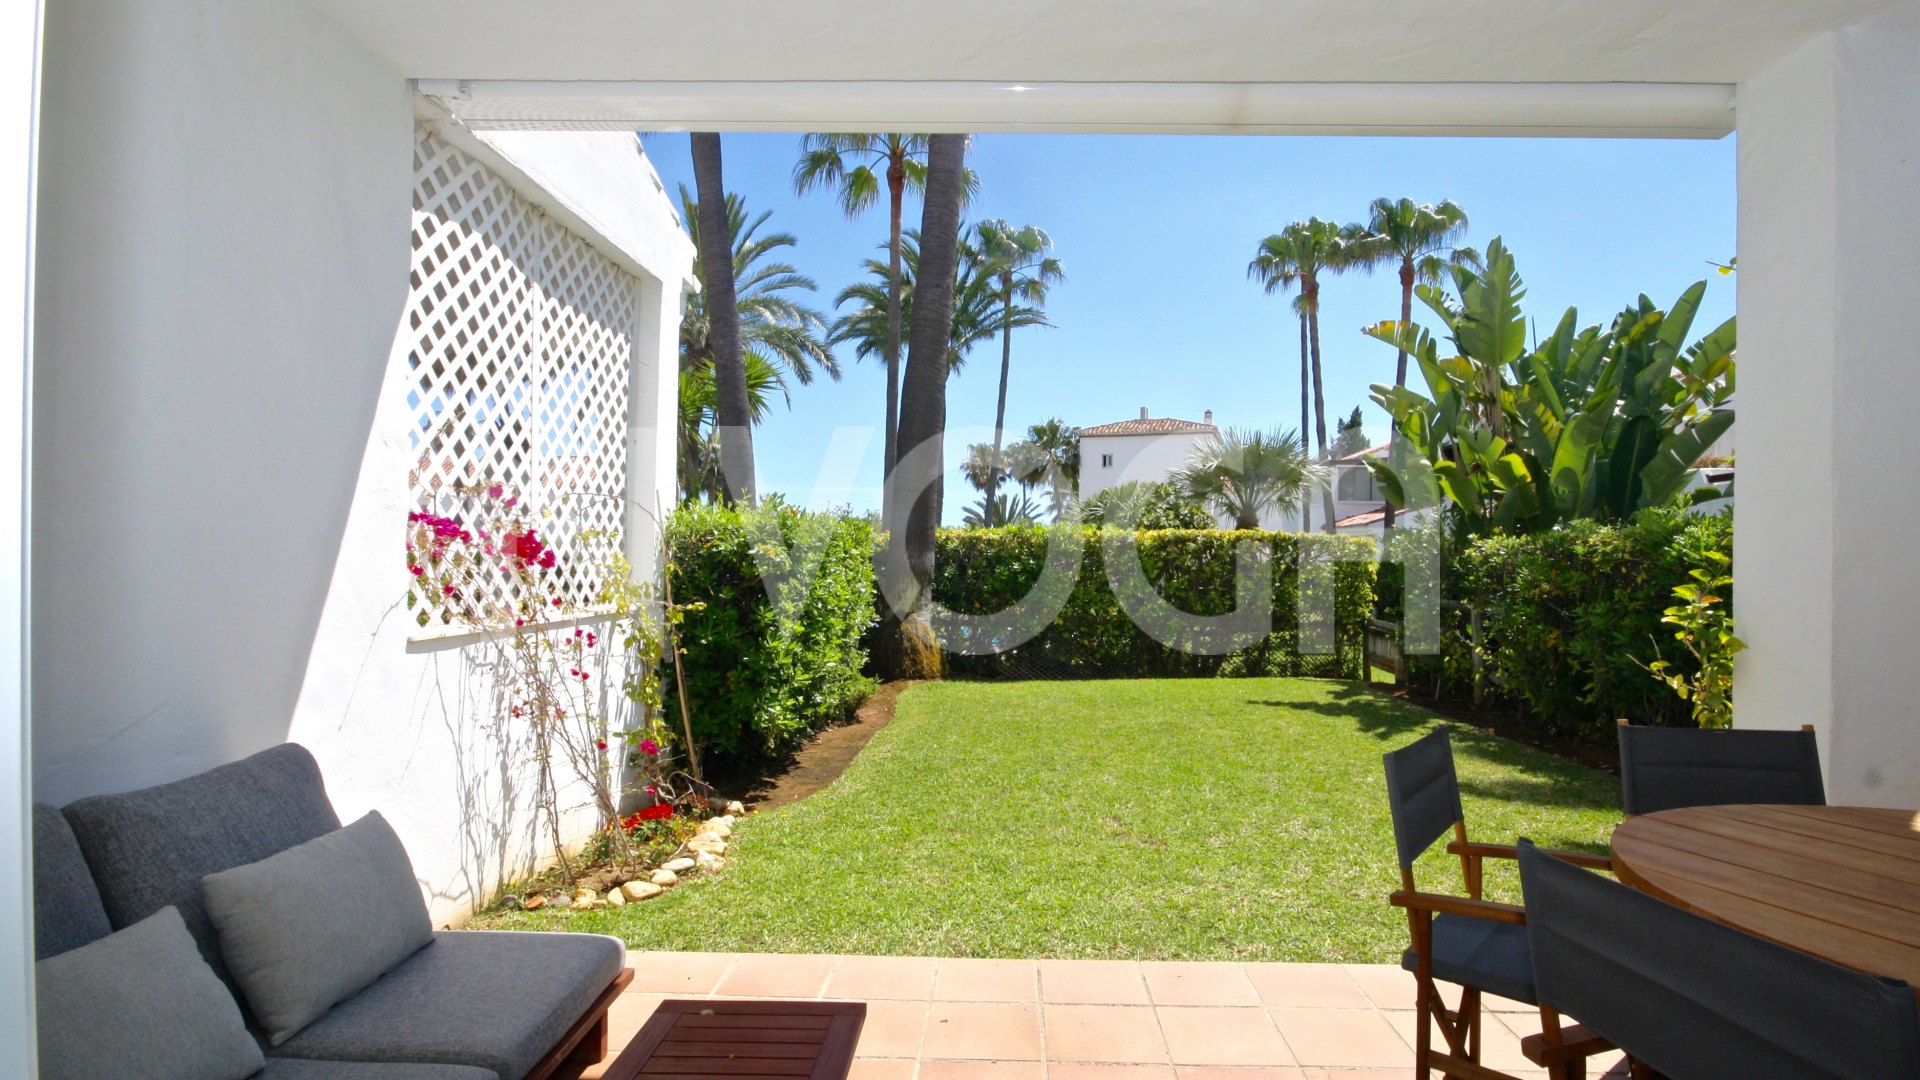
[3,0,41,1074]
[430,80,1736,139]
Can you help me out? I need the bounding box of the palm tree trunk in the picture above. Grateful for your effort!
[1298,308,1311,532]
[1384,259,1414,533]
[986,277,1014,514]
[880,132,967,679]
[1306,285,1335,534]
[883,161,906,491]
[690,132,754,503]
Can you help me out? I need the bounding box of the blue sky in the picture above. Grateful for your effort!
[642,132,1737,524]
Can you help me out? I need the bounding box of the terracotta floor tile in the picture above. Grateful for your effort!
[1337,965,1414,1011]
[711,952,836,998]
[1172,1069,1309,1080]
[1381,1008,1538,1075]
[1238,964,1371,1010]
[1159,1060,1313,1068]
[1142,963,1261,1007]
[1494,1013,1630,1075]
[849,1060,919,1080]
[623,950,736,995]
[923,1002,1046,1060]
[1043,1004,1169,1064]
[1156,1008,1294,1067]
[936,959,1040,1002]
[920,1063,1047,1080]
[1049,1065,1178,1080]
[832,955,942,1000]
[857,999,933,1059]
[1267,1008,1407,1069]
[1040,959,1152,1005]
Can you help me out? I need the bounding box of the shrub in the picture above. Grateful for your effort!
[1451,508,1734,740]
[933,526,1377,679]
[665,499,878,761]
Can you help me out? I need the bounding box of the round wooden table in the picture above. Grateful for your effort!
[1611,804,1920,988]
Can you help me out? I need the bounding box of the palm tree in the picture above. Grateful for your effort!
[958,442,1006,494]
[1354,197,1474,530]
[830,231,1043,377]
[678,358,781,502]
[678,188,837,392]
[961,489,1042,528]
[689,133,755,502]
[882,133,969,678]
[1249,243,1314,528]
[1173,427,1330,531]
[1249,218,1365,531]
[793,136,979,480]
[972,220,1064,511]
[1006,418,1080,516]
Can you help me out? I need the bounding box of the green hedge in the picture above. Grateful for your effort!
[1445,509,1734,740]
[665,500,878,761]
[933,526,1378,679]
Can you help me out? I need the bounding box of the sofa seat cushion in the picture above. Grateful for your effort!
[204,812,435,1045]
[62,743,341,983]
[257,1059,499,1080]
[30,804,111,959]
[271,930,625,1080]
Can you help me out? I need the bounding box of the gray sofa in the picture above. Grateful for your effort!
[32,743,632,1080]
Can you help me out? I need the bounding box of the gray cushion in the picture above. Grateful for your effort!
[1401,912,1537,1005]
[273,930,625,1080]
[204,811,435,1045]
[62,742,341,985]
[35,906,265,1080]
[30,803,111,959]
[256,1060,499,1080]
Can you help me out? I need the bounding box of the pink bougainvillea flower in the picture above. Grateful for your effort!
[585,632,597,648]
[514,618,525,627]
[644,784,657,796]
[441,584,456,596]
[551,598,564,607]
[639,739,660,757]
[409,564,425,577]
[595,739,607,751]
[504,496,518,507]
[486,482,504,499]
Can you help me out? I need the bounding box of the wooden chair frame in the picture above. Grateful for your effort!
[1392,819,1615,1080]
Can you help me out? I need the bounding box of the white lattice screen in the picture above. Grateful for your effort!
[406,129,639,628]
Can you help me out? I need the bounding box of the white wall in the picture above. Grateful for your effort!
[285,125,691,924]
[1734,18,1920,805]
[32,0,413,801]
[30,0,690,929]
[1080,431,1319,531]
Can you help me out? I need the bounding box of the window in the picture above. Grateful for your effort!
[1101,453,1114,468]
[1337,466,1380,503]
[403,129,640,630]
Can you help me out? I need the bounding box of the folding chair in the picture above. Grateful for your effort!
[1517,838,1920,1080]
[1617,721,1825,816]
[1383,727,1613,1080]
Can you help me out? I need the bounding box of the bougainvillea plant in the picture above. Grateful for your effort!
[406,484,691,880]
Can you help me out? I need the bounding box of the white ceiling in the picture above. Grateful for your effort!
[310,0,1908,85]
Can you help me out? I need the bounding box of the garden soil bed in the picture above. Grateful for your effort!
[727,680,918,811]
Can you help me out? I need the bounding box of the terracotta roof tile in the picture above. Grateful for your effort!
[1079,417,1218,437]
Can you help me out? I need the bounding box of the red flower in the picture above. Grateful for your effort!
[595,739,607,751]
[638,738,660,757]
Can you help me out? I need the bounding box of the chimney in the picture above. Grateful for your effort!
[1204,409,1213,424]
[1139,406,1149,420]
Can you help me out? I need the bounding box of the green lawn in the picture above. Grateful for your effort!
[473,678,1621,962]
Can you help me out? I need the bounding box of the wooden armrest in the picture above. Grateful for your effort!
[1389,890,1526,924]
[1520,1024,1614,1066]
[1447,841,1613,871]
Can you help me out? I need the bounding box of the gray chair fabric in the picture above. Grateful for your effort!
[1617,724,1825,815]
[1517,839,1920,1080]
[61,742,341,982]
[204,811,436,1045]
[35,906,266,1080]
[30,803,111,959]
[1382,726,1465,870]
[271,930,625,1080]
[1400,913,1537,1006]
[256,1060,500,1080]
